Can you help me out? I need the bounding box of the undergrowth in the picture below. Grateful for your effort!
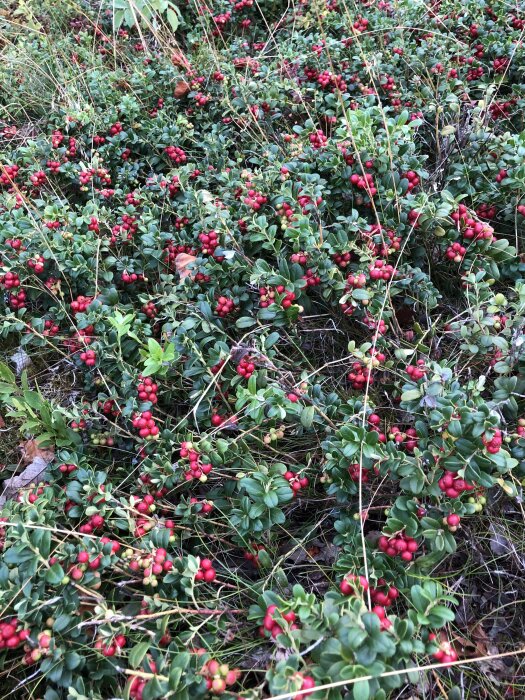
[0,0,525,698]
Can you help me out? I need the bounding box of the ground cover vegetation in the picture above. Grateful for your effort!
[0,0,525,697]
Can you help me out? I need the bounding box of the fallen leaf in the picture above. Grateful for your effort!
[175,252,197,280]
[10,348,32,374]
[171,50,191,69]
[19,438,55,465]
[0,455,52,507]
[174,80,190,98]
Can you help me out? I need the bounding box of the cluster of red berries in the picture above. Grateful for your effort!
[58,462,76,475]
[108,121,123,136]
[46,159,61,173]
[276,202,295,225]
[18,482,46,504]
[0,271,21,289]
[477,203,496,220]
[388,425,418,451]
[309,129,327,149]
[244,543,266,567]
[369,259,395,280]
[347,362,373,390]
[317,70,347,92]
[195,557,217,582]
[80,349,96,367]
[70,418,87,431]
[370,579,400,608]
[190,497,214,515]
[291,673,316,700]
[199,229,220,256]
[79,167,111,187]
[163,241,195,267]
[125,547,173,586]
[378,533,419,561]
[9,289,27,309]
[466,65,484,81]
[69,549,102,581]
[129,661,157,700]
[482,428,502,454]
[429,634,458,665]
[407,360,426,380]
[133,493,157,515]
[348,462,370,483]
[290,251,308,265]
[492,57,509,73]
[333,251,352,268]
[339,573,369,597]
[79,513,105,534]
[111,214,138,244]
[444,513,461,531]
[353,15,369,32]
[346,272,367,289]
[94,634,126,657]
[297,193,323,212]
[0,619,30,650]
[27,255,45,274]
[350,171,377,196]
[201,659,240,695]
[70,295,93,314]
[132,410,159,439]
[243,189,268,210]
[452,204,494,241]
[368,413,387,442]
[6,237,23,250]
[402,170,420,191]
[303,269,321,287]
[121,271,145,284]
[236,355,256,379]
[137,376,158,404]
[142,301,158,319]
[165,146,187,163]
[22,630,52,665]
[260,605,298,639]
[284,470,309,496]
[180,441,212,482]
[42,319,60,336]
[446,241,467,262]
[0,163,19,186]
[215,295,235,317]
[259,285,296,309]
[437,470,475,498]
[30,170,47,187]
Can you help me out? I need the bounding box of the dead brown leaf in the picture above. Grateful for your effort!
[171,51,191,69]
[175,252,197,280]
[19,438,55,464]
[174,80,190,98]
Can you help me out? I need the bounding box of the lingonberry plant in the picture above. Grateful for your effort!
[0,0,525,698]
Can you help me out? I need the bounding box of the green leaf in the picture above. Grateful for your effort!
[236,316,257,329]
[353,679,370,700]
[401,388,422,402]
[166,6,180,30]
[300,405,315,428]
[128,641,151,669]
[45,562,65,585]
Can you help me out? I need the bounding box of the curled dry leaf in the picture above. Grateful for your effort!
[171,50,191,70]
[175,252,197,280]
[19,438,55,465]
[174,80,190,98]
[0,441,55,507]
